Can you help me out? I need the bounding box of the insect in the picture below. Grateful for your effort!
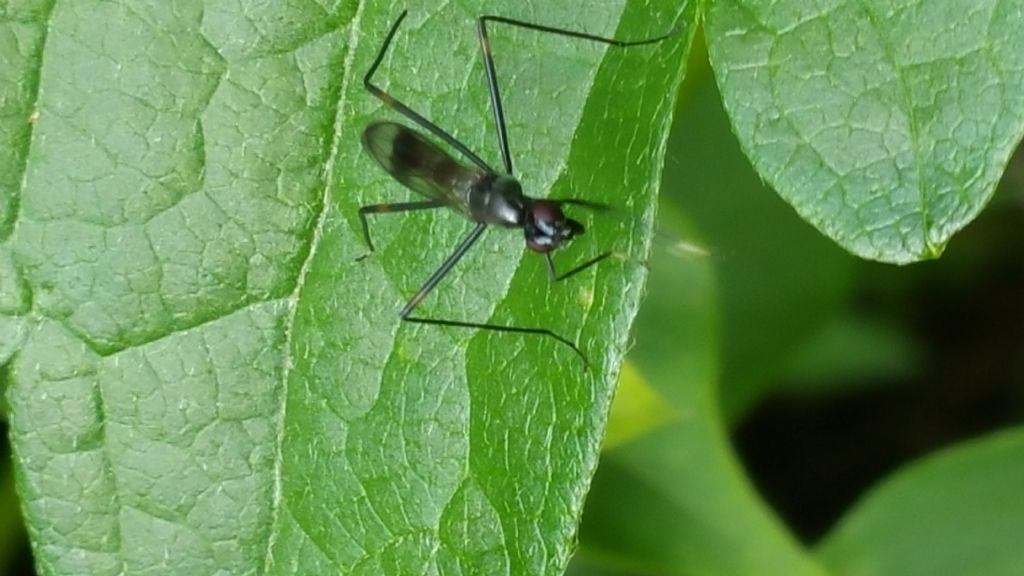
[358,10,679,369]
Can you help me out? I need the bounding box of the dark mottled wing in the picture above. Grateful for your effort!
[362,121,482,215]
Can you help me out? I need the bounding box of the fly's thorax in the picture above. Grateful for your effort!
[468,173,526,227]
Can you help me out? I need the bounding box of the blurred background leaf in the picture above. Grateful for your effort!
[817,428,1024,576]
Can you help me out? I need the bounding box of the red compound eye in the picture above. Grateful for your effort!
[529,200,564,226]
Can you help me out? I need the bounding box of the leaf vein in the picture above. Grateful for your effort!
[261,0,368,573]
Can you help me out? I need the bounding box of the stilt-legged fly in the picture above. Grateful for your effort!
[358,10,679,369]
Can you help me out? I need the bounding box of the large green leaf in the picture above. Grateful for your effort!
[0,1,691,574]
[705,0,1024,263]
[817,428,1024,576]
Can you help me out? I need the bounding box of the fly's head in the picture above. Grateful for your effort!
[524,200,584,253]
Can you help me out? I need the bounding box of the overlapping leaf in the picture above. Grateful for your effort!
[707,0,1024,263]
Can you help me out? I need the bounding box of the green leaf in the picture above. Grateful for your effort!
[705,0,1024,263]
[1,1,690,574]
[817,428,1024,576]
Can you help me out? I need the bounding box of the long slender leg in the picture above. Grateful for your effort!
[541,196,616,280]
[358,199,446,252]
[544,251,612,283]
[398,223,488,318]
[477,15,680,175]
[400,222,589,368]
[556,198,613,213]
[365,11,494,172]
[404,316,588,369]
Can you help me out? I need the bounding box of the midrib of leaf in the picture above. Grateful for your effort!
[262,0,368,572]
[854,0,931,254]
